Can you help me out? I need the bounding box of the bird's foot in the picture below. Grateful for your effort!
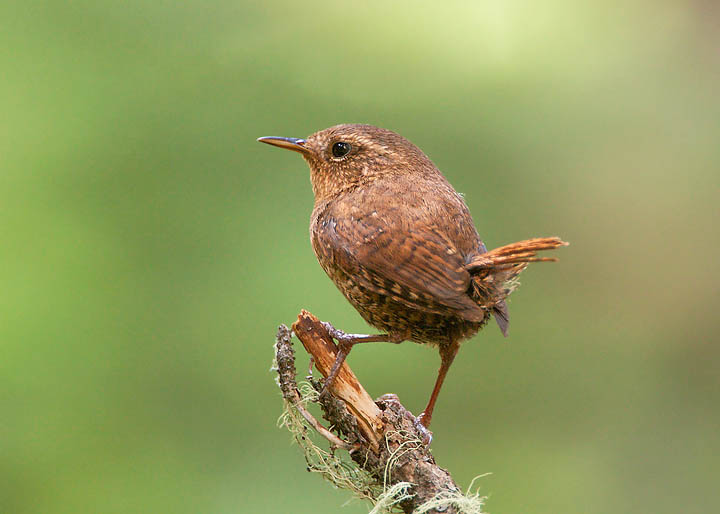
[317,322,405,397]
[320,322,380,344]
[377,394,434,445]
[413,414,433,445]
[320,321,348,341]
[319,351,350,398]
[317,324,355,397]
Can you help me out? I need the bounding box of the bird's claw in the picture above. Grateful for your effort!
[318,381,331,399]
[320,321,351,342]
[413,415,433,445]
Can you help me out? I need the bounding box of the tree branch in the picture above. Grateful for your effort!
[275,310,486,514]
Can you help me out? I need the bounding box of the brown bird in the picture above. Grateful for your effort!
[259,124,566,428]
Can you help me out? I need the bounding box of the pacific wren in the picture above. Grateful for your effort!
[259,124,566,427]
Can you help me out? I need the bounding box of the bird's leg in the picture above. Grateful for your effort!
[319,322,405,396]
[307,356,316,377]
[417,338,462,428]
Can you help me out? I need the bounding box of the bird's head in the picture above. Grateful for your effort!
[258,124,439,203]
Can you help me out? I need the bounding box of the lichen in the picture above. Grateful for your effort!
[278,381,487,513]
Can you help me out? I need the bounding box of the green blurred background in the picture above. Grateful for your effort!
[2,1,718,512]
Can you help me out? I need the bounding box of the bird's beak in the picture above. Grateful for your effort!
[257,136,312,156]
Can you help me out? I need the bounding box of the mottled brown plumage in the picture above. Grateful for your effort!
[259,124,567,428]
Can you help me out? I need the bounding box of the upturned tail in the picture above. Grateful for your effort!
[466,237,568,337]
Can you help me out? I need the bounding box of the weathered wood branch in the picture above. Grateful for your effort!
[292,311,384,451]
[276,310,478,514]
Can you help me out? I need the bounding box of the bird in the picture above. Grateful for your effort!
[258,124,566,428]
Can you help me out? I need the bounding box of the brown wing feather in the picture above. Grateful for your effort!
[312,210,486,323]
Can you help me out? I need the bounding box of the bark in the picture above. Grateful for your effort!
[275,310,465,514]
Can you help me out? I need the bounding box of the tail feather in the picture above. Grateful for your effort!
[466,237,568,271]
[492,300,510,337]
[467,237,568,336]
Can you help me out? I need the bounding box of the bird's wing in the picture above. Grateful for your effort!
[313,211,486,322]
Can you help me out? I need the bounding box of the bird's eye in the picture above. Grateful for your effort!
[331,141,352,158]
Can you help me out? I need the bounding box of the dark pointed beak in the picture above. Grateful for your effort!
[257,136,312,156]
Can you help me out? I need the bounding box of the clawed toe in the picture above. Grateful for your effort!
[413,415,433,445]
[321,321,347,341]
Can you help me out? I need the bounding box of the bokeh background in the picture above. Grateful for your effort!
[2,1,719,513]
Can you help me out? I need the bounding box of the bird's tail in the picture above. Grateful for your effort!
[466,237,568,336]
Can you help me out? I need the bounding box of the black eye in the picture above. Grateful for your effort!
[331,141,352,158]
